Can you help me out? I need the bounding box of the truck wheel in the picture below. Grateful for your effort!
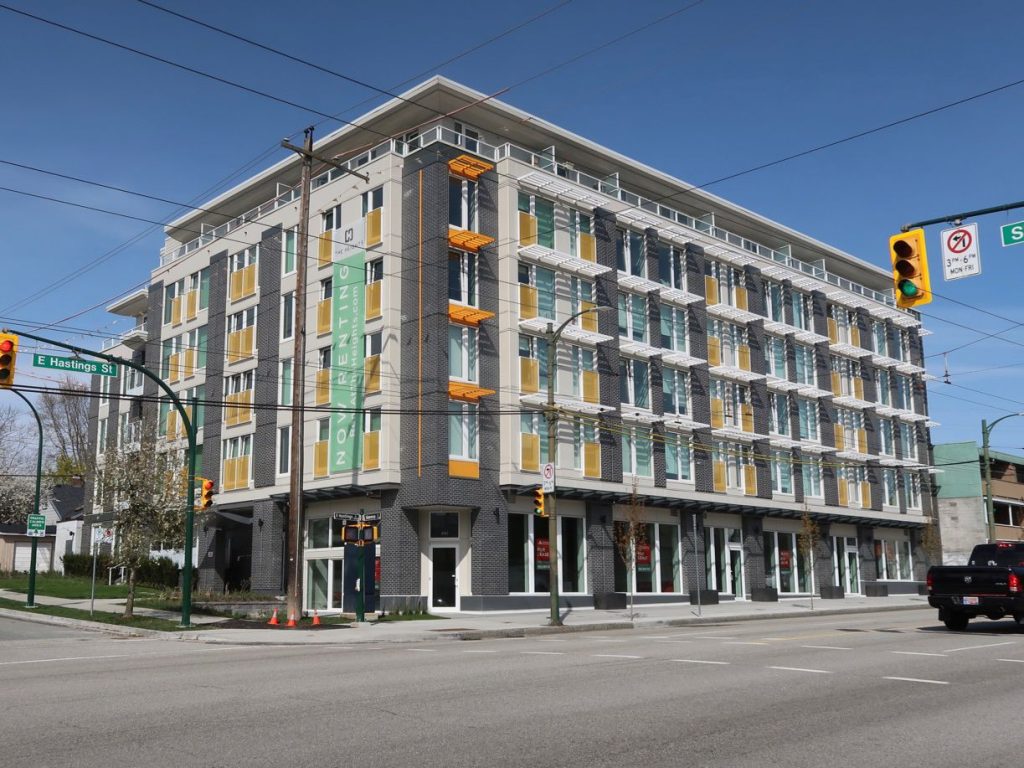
[943,613,969,631]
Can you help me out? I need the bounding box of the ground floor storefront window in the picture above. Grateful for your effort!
[613,522,680,594]
[304,516,346,612]
[764,530,813,594]
[875,536,913,580]
[507,513,586,594]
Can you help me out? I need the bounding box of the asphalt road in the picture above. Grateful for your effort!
[4,609,1024,768]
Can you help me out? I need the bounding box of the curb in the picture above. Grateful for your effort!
[0,607,167,638]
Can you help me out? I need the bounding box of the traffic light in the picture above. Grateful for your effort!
[343,524,361,543]
[199,478,215,510]
[359,524,378,543]
[533,486,547,517]
[889,229,931,309]
[0,333,17,389]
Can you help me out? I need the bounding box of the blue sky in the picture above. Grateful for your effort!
[2,0,1024,455]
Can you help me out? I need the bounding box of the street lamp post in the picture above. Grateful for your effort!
[545,305,610,627]
[982,412,1024,543]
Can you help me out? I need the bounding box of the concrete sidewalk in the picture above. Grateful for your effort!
[0,588,934,645]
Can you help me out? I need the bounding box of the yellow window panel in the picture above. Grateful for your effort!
[315,369,331,406]
[242,264,257,298]
[738,344,751,372]
[363,431,380,471]
[735,286,749,312]
[318,230,333,268]
[704,276,719,306]
[167,352,180,383]
[831,371,842,396]
[229,270,244,302]
[166,411,178,441]
[364,354,381,393]
[519,284,538,320]
[707,336,721,367]
[240,326,254,360]
[314,441,329,478]
[236,391,252,425]
[449,459,480,479]
[584,442,601,478]
[860,481,871,507]
[582,370,599,404]
[171,296,183,326]
[710,397,725,429]
[365,281,382,320]
[579,232,596,263]
[448,302,495,326]
[838,481,848,507]
[186,290,198,321]
[519,211,537,246]
[834,424,846,451]
[520,357,539,394]
[580,300,598,331]
[853,378,864,401]
[857,428,868,454]
[183,348,196,379]
[828,318,838,344]
[851,326,861,348]
[226,330,240,363]
[741,403,754,433]
[223,458,236,491]
[236,455,250,489]
[317,298,332,336]
[365,208,382,247]
[713,460,727,493]
[521,433,540,472]
[744,465,757,496]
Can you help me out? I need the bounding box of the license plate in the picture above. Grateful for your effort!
[961,596,979,606]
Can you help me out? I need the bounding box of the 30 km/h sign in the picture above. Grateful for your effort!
[940,223,981,281]
[1001,220,1024,247]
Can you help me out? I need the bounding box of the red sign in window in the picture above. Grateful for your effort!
[636,542,652,572]
[780,550,792,570]
[536,538,550,563]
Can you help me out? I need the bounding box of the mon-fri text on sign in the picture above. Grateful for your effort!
[33,354,118,377]
[940,223,981,281]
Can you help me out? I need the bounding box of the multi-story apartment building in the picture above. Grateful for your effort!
[84,77,935,612]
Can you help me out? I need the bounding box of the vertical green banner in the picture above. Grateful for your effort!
[330,247,366,473]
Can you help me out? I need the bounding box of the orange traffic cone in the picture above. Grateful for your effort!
[267,608,279,626]
[312,610,321,627]
[286,613,297,628]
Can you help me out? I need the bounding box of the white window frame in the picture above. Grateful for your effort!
[448,324,479,383]
[448,401,479,461]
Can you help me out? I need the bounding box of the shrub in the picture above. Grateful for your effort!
[62,553,112,578]
[135,556,181,588]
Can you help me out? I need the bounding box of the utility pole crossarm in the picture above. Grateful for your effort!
[280,137,369,183]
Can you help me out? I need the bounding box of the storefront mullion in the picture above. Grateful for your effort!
[507,512,587,595]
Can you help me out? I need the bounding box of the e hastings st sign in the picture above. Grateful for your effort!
[33,354,118,377]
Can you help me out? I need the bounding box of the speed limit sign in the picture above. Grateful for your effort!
[541,462,556,493]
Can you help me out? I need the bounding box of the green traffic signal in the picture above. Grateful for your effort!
[898,280,919,297]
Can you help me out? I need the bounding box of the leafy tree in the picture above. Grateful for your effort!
[98,442,188,618]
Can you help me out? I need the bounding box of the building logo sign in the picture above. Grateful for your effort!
[330,220,366,473]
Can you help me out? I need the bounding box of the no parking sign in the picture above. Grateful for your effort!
[940,223,981,280]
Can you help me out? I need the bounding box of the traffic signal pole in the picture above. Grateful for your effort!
[6,328,199,627]
[9,390,43,608]
[902,198,1024,231]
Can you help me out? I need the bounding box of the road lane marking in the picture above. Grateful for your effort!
[670,659,729,665]
[405,648,436,653]
[462,650,497,654]
[800,645,852,651]
[892,651,948,657]
[690,635,738,640]
[654,640,692,644]
[884,676,949,685]
[521,651,564,656]
[0,653,131,666]
[0,646,261,667]
[534,638,566,643]
[944,641,1015,653]
[767,666,832,674]
[592,654,642,659]
[997,658,1024,663]
[640,635,673,640]
[725,641,769,646]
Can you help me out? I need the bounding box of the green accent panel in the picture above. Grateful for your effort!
[933,441,982,499]
[330,250,366,473]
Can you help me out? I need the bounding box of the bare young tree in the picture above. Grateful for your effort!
[798,508,821,610]
[99,442,187,618]
[613,483,647,621]
[0,403,45,526]
[39,376,92,480]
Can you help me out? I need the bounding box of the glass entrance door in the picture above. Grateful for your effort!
[430,546,458,610]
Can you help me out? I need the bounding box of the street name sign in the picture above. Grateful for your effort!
[940,223,981,281]
[26,514,45,537]
[33,354,118,377]
[1001,220,1024,247]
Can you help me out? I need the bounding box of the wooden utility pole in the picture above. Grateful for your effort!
[281,129,368,621]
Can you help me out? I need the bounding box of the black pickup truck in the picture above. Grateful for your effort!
[927,542,1024,630]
